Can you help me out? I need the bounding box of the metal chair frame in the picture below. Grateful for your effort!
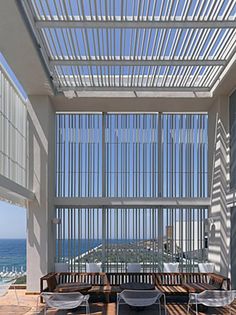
[187,290,236,315]
[40,292,90,315]
[117,289,166,315]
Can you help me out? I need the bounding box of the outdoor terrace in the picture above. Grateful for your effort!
[0,0,236,305]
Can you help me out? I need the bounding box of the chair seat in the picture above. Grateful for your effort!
[122,297,160,307]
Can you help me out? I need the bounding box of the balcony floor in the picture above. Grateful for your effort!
[1,290,236,314]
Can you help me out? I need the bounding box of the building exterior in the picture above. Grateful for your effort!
[0,0,236,292]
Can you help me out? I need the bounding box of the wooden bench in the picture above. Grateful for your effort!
[154,272,230,296]
[40,272,230,302]
[40,272,108,302]
[155,272,187,296]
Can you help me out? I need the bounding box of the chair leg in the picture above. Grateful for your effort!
[36,295,40,314]
[116,301,119,315]
[158,301,161,314]
[85,301,90,315]
[13,284,19,305]
[187,301,190,314]
[163,295,167,315]
[105,292,110,303]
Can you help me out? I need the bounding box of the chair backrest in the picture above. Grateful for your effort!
[41,292,84,309]
[86,263,102,273]
[0,279,15,297]
[127,263,141,273]
[198,263,215,273]
[163,263,179,273]
[120,290,162,307]
[197,290,236,307]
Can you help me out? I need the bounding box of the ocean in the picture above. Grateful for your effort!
[0,239,26,272]
[0,238,135,272]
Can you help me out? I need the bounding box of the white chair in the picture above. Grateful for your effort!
[163,263,179,272]
[86,262,102,272]
[40,292,90,315]
[127,263,141,273]
[198,263,215,273]
[117,290,166,315]
[0,278,19,304]
[187,290,236,315]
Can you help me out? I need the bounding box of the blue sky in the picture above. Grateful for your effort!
[0,53,27,239]
[0,201,26,239]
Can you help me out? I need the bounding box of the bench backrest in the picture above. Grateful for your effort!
[40,271,229,292]
[106,273,155,286]
[182,273,209,284]
[155,273,182,285]
[155,272,227,288]
[57,272,106,285]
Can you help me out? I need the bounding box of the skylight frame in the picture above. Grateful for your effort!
[20,0,236,93]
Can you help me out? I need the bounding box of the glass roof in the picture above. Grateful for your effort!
[21,0,236,93]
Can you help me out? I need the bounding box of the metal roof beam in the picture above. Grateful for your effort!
[36,19,236,29]
[50,59,225,67]
[57,86,210,92]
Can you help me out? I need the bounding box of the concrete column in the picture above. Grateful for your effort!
[208,96,230,277]
[26,96,55,292]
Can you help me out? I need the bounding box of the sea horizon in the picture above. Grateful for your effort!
[0,238,140,272]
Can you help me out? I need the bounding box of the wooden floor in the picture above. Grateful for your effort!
[44,302,236,315]
[1,291,236,315]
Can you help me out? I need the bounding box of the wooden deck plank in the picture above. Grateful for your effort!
[62,302,236,315]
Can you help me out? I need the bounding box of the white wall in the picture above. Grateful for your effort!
[26,96,55,292]
[208,96,231,277]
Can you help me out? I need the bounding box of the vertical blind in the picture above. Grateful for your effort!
[56,207,208,272]
[56,113,208,198]
[55,112,208,271]
[0,63,27,188]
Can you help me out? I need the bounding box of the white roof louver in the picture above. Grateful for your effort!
[21,0,236,93]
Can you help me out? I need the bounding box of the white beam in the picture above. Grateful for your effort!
[0,174,35,201]
[36,19,236,29]
[54,197,211,207]
[50,59,225,67]
[58,86,210,92]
